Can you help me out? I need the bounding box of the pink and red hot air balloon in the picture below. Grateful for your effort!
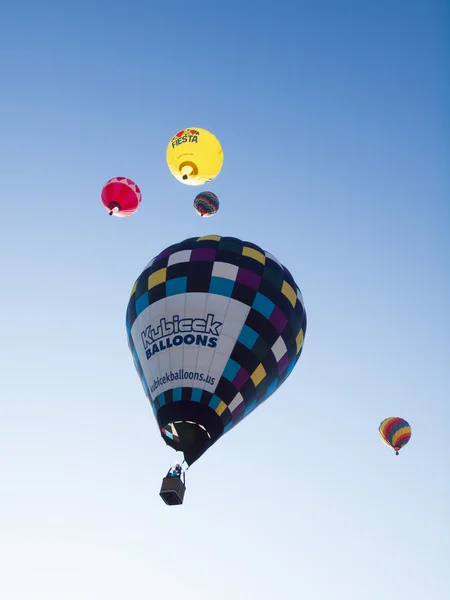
[101,177,142,217]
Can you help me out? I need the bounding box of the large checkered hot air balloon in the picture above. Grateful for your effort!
[126,235,307,504]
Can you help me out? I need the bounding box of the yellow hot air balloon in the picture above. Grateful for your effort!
[166,127,224,186]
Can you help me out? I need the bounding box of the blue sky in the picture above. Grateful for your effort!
[0,1,449,598]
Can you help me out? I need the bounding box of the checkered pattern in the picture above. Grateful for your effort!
[126,235,307,440]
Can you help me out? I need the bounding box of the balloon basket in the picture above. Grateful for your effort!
[160,475,186,506]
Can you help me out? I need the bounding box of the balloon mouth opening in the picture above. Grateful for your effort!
[156,390,227,465]
[161,420,212,464]
[107,202,120,216]
[162,420,211,442]
[179,161,198,180]
[196,209,211,217]
[194,202,218,218]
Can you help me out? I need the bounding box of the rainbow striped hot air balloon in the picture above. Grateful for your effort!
[379,417,411,455]
[193,191,219,217]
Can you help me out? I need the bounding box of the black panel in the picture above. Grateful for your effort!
[230,341,260,374]
[231,282,257,306]
[148,282,167,303]
[245,309,279,347]
[215,377,238,405]
[186,262,214,293]
[167,262,190,280]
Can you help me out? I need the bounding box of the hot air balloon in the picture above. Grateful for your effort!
[166,128,224,186]
[101,177,141,217]
[193,191,219,217]
[379,417,411,455]
[126,235,307,504]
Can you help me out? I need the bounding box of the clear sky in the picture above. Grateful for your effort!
[1,1,449,598]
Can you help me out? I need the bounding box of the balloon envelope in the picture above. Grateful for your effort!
[193,191,219,217]
[166,128,224,186]
[101,177,141,217]
[126,235,307,466]
[379,417,411,453]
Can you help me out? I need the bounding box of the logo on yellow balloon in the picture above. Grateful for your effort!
[170,128,200,148]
